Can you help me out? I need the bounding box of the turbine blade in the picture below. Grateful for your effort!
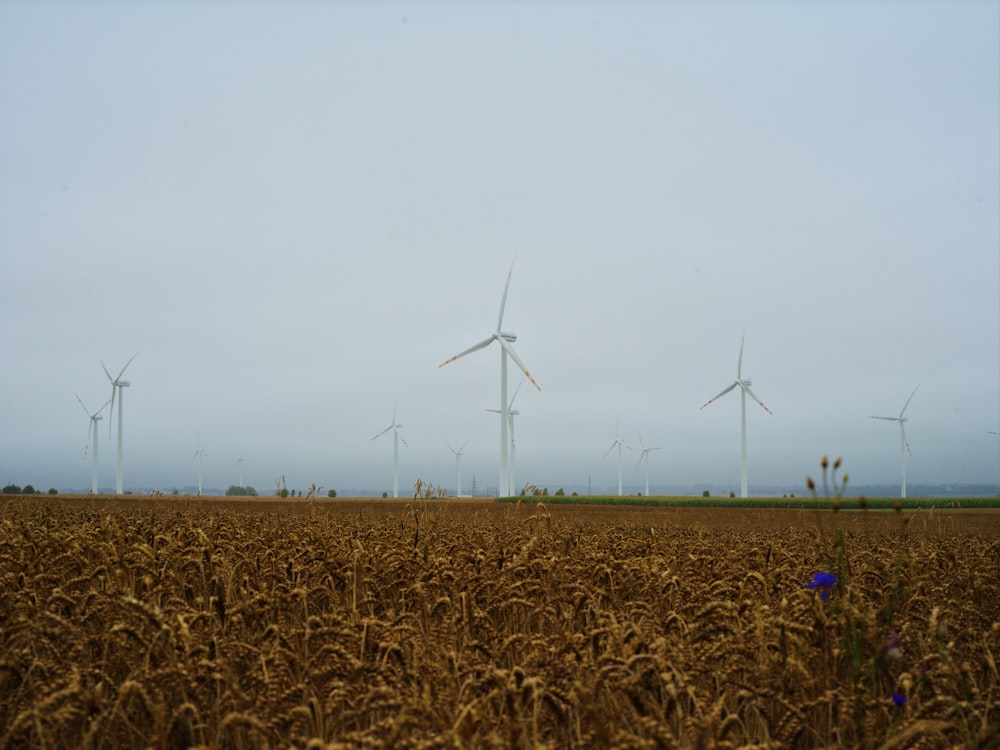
[700,382,738,409]
[371,425,393,441]
[743,385,773,415]
[497,260,514,332]
[75,394,91,416]
[899,385,919,418]
[869,416,898,421]
[509,378,525,408]
[737,333,745,379]
[396,430,408,448]
[101,360,113,382]
[603,443,616,459]
[116,352,139,381]
[902,423,912,456]
[499,339,540,391]
[439,336,495,367]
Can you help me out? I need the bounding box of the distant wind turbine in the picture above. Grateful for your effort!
[439,261,540,497]
[447,441,470,496]
[237,455,246,487]
[486,378,525,494]
[193,446,207,496]
[603,420,631,497]
[102,353,138,495]
[635,433,663,498]
[76,395,111,494]
[869,386,919,499]
[371,404,407,498]
[700,334,772,499]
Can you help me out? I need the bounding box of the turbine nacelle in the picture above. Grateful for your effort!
[499,332,517,343]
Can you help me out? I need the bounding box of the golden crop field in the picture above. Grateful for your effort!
[1,495,998,749]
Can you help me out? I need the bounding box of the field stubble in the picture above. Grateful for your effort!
[0,496,998,749]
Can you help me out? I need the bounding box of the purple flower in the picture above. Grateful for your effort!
[807,571,838,600]
[891,692,906,708]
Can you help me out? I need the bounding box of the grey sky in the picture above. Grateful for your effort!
[2,2,998,495]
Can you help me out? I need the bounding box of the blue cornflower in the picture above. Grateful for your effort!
[891,692,906,708]
[807,571,838,600]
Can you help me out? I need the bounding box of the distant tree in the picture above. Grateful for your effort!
[47,488,58,495]
[226,485,258,497]
[327,489,337,498]
[382,491,388,498]
[730,491,736,498]
[571,491,578,496]
[172,489,180,496]
[2,484,21,494]
[702,490,710,498]
[554,488,565,496]
[22,485,36,495]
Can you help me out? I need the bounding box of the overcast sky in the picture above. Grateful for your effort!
[2,2,998,496]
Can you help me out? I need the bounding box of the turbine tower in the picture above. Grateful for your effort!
[486,379,524,494]
[635,433,663,498]
[193,446,207,496]
[447,441,469,496]
[76,395,110,494]
[439,261,540,497]
[102,353,138,495]
[870,386,919,499]
[237,455,246,488]
[371,404,407,498]
[603,421,631,497]
[700,334,772,498]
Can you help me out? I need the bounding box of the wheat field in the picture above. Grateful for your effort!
[1,496,997,749]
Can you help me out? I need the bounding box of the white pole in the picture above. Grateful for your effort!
[92,418,100,494]
[740,386,748,498]
[500,348,509,497]
[393,429,399,498]
[899,423,907,499]
[116,386,124,495]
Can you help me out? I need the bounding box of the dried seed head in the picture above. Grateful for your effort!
[821,456,829,470]
[833,457,842,470]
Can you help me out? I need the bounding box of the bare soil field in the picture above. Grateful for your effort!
[1,495,998,748]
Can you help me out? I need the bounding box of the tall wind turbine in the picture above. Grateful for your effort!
[193,446,207,496]
[486,378,524,494]
[102,353,138,495]
[869,386,919,499]
[371,404,407,498]
[76,395,110,494]
[603,421,631,497]
[439,261,540,497]
[447,441,469,496]
[635,433,663,498]
[700,334,772,498]
[236,455,246,487]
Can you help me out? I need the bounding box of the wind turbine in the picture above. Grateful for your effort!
[439,261,540,497]
[193,446,207,496]
[603,421,631,497]
[447,441,469,496]
[76,395,110,494]
[102,353,138,495]
[869,386,918,499]
[371,404,407,498]
[635,433,663,498]
[700,334,772,499]
[236,455,246,487]
[486,378,525,494]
